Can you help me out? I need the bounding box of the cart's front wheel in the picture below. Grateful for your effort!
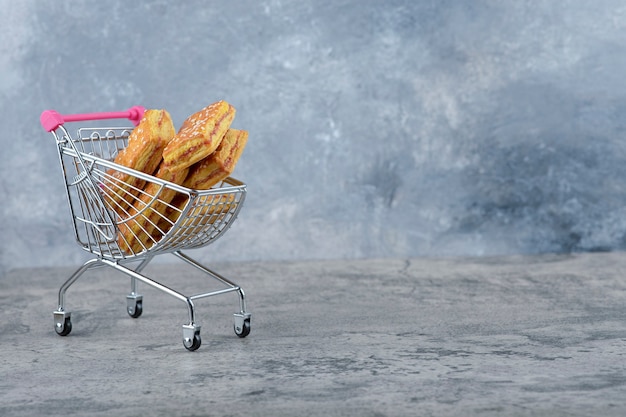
[234,318,251,338]
[183,332,201,351]
[127,300,143,318]
[55,317,72,336]
[126,294,143,318]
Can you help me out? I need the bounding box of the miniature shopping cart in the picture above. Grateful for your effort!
[40,106,250,351]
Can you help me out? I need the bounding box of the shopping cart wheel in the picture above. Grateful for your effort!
[234,313,251,338]
[126,295,143,318]
[53,311,72,336]
[183,324,201,351]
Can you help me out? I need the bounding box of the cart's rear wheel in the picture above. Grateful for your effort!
[55,317,72,336]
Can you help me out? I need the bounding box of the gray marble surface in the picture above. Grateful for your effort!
[1,251,626,416]
[4,1,626,275]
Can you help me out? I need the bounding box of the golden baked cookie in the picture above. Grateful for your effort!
[117,163,189,254]
[158,193,237,236]
[103,109,175,215]
[162,100,236,172]
[183,128,248,190]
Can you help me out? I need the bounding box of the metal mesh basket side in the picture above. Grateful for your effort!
[57,127,133,257]
[76,127,131,160]
[60,147,118,255]
[56,127,247,259]
[158,185,246,252]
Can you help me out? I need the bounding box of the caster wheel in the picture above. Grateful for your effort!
[126,295,143,318]
[234,318,251,338]
[183,332,201,351]
[127,300,143,318]
[55,317,72,336]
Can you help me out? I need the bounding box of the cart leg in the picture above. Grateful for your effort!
[57,258,101,311]
[100,258,203,350]
[126,257,152,318]
[181,296,201,351]
[173,251,252,338]
[233,287,251,338]
[53,258,101,336]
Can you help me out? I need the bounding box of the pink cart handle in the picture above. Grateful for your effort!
[40,106,146,132]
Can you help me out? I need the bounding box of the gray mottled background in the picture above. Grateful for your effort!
[2,0,626,275]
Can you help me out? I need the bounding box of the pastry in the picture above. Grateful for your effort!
[183,128,248,190]
[117,164,189,254]
[155,193,237,237]
[185,193,237,229]
[103,109,175,215]
[162,100,236,172]
[154,128,246,237]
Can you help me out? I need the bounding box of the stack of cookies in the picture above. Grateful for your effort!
[103,100,248,254]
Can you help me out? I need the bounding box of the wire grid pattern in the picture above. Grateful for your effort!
[55,126,246,260]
